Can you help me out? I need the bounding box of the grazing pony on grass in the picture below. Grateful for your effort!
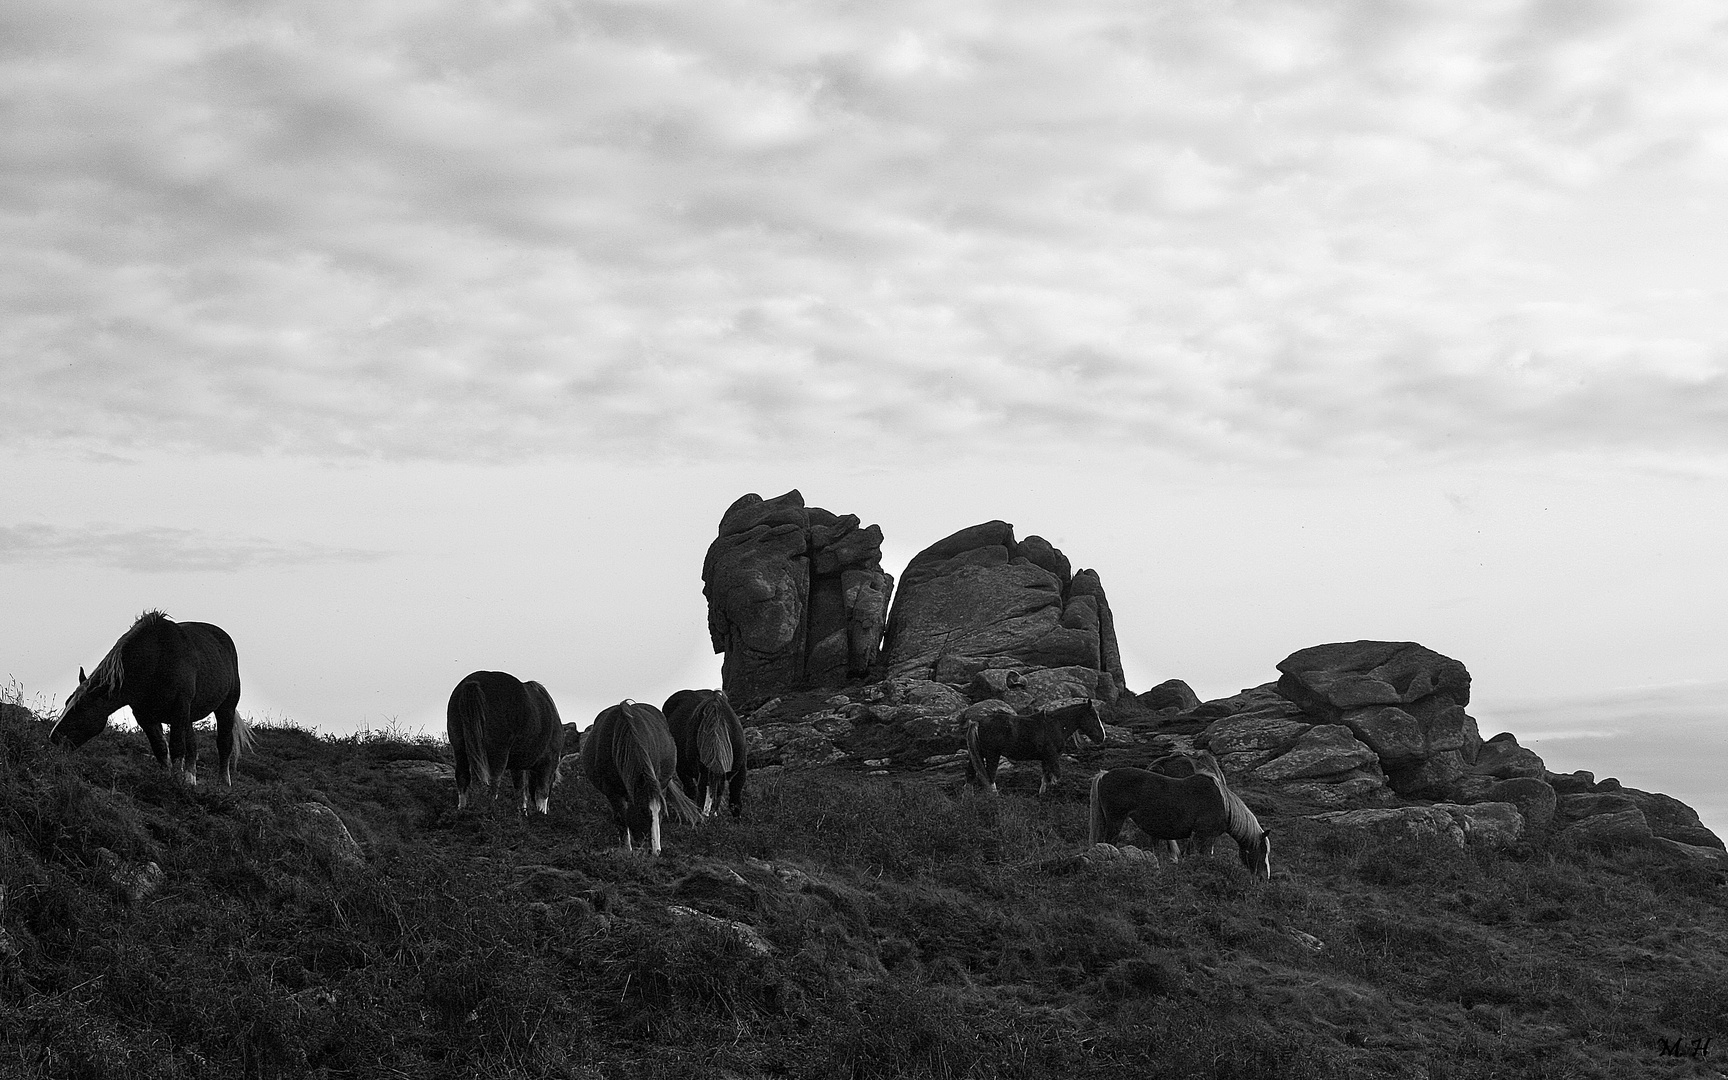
[580,700,701,853]
[661,688,747,818]
[1088,767,1272,879]
[447,670,566,814]
[51,611,252,785]
[965,698,1107,794]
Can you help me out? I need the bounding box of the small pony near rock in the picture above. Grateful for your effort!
[1088,766,1272,879]
[51,610,252,785]
[965,698,1107,795]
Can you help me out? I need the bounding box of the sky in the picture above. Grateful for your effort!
[4,0,1728,827]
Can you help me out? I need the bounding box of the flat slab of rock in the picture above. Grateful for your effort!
[1433,801,1524,848]
[1310,806,1466,848]
[1253,725,1378,782]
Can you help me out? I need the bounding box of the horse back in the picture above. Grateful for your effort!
[133,620,239,713]
[583,702,677,792]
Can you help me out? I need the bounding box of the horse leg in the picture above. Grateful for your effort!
[983,752,1000,795]
[1037,754,1059,796]
[727,767,745,818]
[167,705,197,784]
[136,712,171,770]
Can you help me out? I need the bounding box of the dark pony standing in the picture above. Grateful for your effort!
[579,700,701,853]
[447,670,566,814]
[50,610,252,785]
[965,698,1107,794]
[1087,765,1272,879]
[661,688,747,818]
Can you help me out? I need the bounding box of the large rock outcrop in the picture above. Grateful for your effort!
[879,521,1126,697]
[1276,641,1481,797]
[703,491,894,708]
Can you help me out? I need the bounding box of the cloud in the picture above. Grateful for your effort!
[3,0,1728,467]
[0,523,389,572]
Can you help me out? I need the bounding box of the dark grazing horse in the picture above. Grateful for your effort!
[579,700,702,853]
[1087,767,1272,879]
[965,698,1108,794]
[661,688,747,818]
[50,610,252,785]
[447,670,566,814]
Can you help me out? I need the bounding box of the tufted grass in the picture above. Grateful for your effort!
[0,698,1724,1077]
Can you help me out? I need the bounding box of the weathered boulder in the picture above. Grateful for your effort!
[1482,776,1557,832]
[1278,776,1392,808]
[881,521,1124,696]
[1202,717,1310,760]
[1544,769,1595,795]
[1470,733,1545,780]
[382,759,455,783]
[1556,791,1655,846]
[1618,788,1723,850]
[1275,643,1482,797]
[704,491,895,708]
[1563,809,1653,846]
[1138,680,1199,713]
[94,847,165,904]
[1277,641,1470,713]
[1310,806,1466,848]
[745,714,852,768]
[1252,725,1378,783]
[292,802,365,874]
[1433,802,1524,848]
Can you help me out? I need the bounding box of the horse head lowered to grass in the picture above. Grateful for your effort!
[50,610,252,785]
[446,670,566,814]
[1088,765,1272,879]
[965,698,1107,795]
[579,700,702,853]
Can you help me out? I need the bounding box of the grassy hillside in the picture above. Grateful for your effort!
[0,702,1725,1079]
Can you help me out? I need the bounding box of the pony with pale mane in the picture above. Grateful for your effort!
[661,688,748,818]
[579,700,701,853]
[1087,763,1272,879]
[51,611,253,785]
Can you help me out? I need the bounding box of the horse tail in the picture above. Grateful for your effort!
[233,712,256,757]
[662,768,703,826]
[1087,769,1108,845]
[454,679,492,794]
[615,706,701,828]
[696,702,734,775]
[964,719,987,786]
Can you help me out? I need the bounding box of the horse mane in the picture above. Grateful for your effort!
[1199,771,1264,844]
[81,609,171,699]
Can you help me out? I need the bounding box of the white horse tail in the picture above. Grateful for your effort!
[232,712,256,757]
[1087,769,1108,845]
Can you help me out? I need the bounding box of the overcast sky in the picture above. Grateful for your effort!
[4,0,1727,825]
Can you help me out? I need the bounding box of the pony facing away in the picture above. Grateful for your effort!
[661,688,747,818]
[50,611,252,785]
[579,700,702,853]
[1087,767,1272,879]
[965,698,1107,794]
[447,670,566,814]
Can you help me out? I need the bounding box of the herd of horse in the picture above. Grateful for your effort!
[44,611,1270,875]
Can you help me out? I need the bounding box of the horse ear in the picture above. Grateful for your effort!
[78,667,86,684]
